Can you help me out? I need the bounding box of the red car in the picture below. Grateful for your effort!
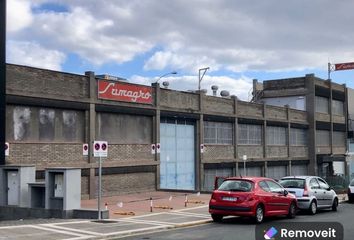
[209,176,297,223]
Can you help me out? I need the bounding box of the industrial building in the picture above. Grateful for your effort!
[3,64,348,199]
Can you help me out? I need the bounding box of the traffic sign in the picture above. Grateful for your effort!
[83,143,89,156]
[156,143,161,154]
[200,144,204,153]
[5,142,9,156]
[151,144,156,154]
[93,141,108,157]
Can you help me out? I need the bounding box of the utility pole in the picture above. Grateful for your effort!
[0,0,6,165]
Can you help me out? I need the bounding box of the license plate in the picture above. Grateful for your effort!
[222,197,237,201]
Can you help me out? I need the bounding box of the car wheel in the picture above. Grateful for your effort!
[349,196,354,203]
[287,202,296,219]
[211,214,223,222]
[254,205,264,224]
[332,198,338,211]
[309,200,317,215]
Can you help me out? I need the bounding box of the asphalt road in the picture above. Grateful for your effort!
[121,202,354,240]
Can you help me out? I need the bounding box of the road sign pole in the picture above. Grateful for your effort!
[98,156,102,220]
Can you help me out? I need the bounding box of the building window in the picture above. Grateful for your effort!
[315,96,329,114]
[7,105,84,142]
[333,131,345,146]
[316,130,330,146]
[204,121,233,144]
[332,100,344,116]
[238,124,262,145]
[266,126,287,145]
[290,128,307,146]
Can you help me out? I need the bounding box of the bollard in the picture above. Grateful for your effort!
[184,194,188,207]
[105,203,108,210]
[150,197,153,212]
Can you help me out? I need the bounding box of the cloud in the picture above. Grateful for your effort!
[130,74,252,101]
[7,41,66,70]
[7,0,33,32]
[7,0,354,75]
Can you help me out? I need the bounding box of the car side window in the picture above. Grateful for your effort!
[259,181,270,192]
[317,178,330,190]
[266,180,284,193]
[309,178,320,189]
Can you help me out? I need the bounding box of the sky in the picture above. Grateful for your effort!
[6,0,354,101]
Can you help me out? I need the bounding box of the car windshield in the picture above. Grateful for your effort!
[218,180,253,192]
[351,179,354,186]
[279,178,305,189]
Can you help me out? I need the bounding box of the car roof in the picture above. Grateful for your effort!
[224,176,274,182]
[281,176,319,180]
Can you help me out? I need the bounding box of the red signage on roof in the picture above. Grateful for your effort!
[98,80,153,104]
[334,62,354,71]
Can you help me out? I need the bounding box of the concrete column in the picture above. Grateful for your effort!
[287,106,291,158]
[329,79,333,154]
[197,114,203,191]
[288,160,292,175]
[305,74,317,175]
[264,161,268,177]
[85,71,97,199]
[233,96,239,177]
[263,103,267,159]
[152,83,161,190]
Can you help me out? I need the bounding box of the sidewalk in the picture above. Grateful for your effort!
[81,191,211,219]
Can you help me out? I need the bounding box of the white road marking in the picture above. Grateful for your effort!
[41,224,103,236]
[31,225,86,237]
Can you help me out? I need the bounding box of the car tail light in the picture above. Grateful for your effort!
[211,193,216,200]
[303,185,309,197]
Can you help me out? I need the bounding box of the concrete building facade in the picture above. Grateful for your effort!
[4,64,344,198]
[253,74,348,179]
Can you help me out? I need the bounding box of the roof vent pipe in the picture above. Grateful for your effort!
[211,85,219,96]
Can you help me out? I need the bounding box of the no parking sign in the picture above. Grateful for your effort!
[5,142,9,156]
[93,141,108,157]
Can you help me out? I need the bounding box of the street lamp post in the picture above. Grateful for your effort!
[155,71,177,83]
[242,155,247,176]
[198,67,209,91]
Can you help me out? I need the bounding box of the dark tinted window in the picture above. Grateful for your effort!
[279,178,305,189]
[218,180,253,192]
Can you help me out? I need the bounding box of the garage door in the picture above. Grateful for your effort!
[267,165,287,180]
[291,164,308,176]
[203,168,233,192]
[160,120,195,190]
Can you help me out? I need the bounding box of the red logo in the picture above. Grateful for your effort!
[5,143,8,150]
[98,80,152,104]
[83,145,88,151]
[101,143,107,151]
[334,62,354,71]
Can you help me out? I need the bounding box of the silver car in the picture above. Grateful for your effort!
[279,176,338,215]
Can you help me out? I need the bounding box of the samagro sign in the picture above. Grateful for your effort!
[98,80,153,104]
[334,62,354,71]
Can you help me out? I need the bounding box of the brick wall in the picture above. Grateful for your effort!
[6,64,89,99]
[105,144,154,163]
[81,176,89,199]
[238,146,263,159]
[203,145,234,162]
[5,143,88,169]
[160,89,199,110]
[237,102,263,118]
[101,172,155,196]
[204,96,234,114]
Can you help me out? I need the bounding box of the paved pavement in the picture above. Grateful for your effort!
[0,192,348,239]
[0,191,212,240]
